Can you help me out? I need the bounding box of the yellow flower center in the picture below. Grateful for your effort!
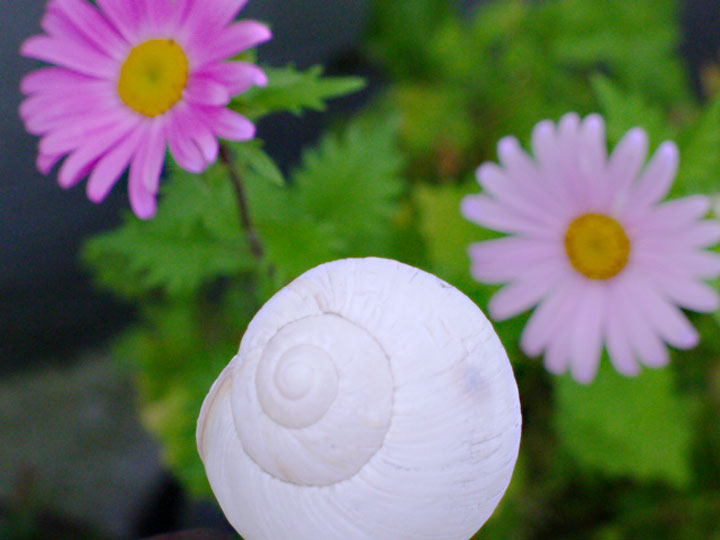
[118,39,189,117]
[564,213,630,280]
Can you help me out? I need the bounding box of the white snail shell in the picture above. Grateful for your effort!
[197,257,521,540]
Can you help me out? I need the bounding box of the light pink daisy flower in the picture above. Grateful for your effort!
[462,113,720,383]
[20,0,271,218]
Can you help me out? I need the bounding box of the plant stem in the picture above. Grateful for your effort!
[219,143,264,260]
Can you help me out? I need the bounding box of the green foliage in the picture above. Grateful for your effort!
[246,115,406,283]
[83,160,253,298]
[233,140,285,186]
[591,75,675,148]
[117,285,255,495]
[674,91,720,197]
[554,359,698,488]
[368,0,691,180]
[233,65,366,120]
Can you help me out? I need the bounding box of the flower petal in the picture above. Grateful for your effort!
[86,125,145,202]
[194,61,268,95]
[201,107,255,141]
[192,21,272,67]
[47,0,127,59]
[607,127,648,211]
[488,264,566,321]
[184,77,231,106]
[569,284,605,383]
[520,275,585,357]
[623,141,679,216]
[21,35,117,79]
[468,236,563,284]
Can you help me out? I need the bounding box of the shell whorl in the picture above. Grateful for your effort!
[197,257,522,540]
[233,312,393,485]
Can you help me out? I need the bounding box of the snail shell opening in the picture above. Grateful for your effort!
[198,257,522,540]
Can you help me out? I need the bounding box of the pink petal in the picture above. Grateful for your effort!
[21,66,96,95]
[192,21,272,67]
[577,114,607,208]
[521,275,585,357]
[634,221,720,250]
[137,120,167,193]
[87,126,145,202]
[184,77,231,106]
[20,87,116,135]
[646,269,719,312]
[57,117,139,188]
[543,331,573,376]
[194,61,268,95]
[488,264,565,321]
[529,120,576,210]
[37,152,63,175]
[604,309,641,377]
[461,194,556,237]
[625,195,710,232]
[95,0,144,43]
[21,35,117,79]
[631,278,699,350]
[468,236,563,284]
[201,107,255,141]
[47,0,127,59]
[622,141,679,217]
[179,0,253,51]
[165,108,206,172]
[606,127,648,211]
[611,276,671,368]
[143,0,175,35]
[569,284,605,383]
[128,159,158,219]
[634,249,720,279]
[476,162,566,228]
[39,108,133,156]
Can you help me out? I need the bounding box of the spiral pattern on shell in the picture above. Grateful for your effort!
[197,257,522,540]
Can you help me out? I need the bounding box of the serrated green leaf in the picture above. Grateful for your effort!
[83,158,253,297]
[233,65,366,120]
[233,140,285,186]
[554,359,697,488]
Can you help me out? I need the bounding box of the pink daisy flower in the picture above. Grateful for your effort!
[20,0,271,218]
[462,113,720,383]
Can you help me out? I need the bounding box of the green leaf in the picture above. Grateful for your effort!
[245,115,405,284]
[83,158,253,297]
[554,359,698,488]
[233,65,366,120]
[117,285,256,496]
[674,92,720,198]
[591,74,673,147]
[233,140,285,186]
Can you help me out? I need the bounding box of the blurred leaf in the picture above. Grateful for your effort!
[554,360,698,488]
[591,74,673,147]
[367,0,457,79]
[119,284,256,496]
[233,140,285,186]
[233,65,366,120]
[246,115,405,283]
[84,160,253,297]
[674,91,720,198]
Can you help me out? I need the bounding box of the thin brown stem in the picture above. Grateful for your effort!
[219,143,264,260]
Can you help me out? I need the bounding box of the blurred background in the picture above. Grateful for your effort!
[2,0,720,539]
